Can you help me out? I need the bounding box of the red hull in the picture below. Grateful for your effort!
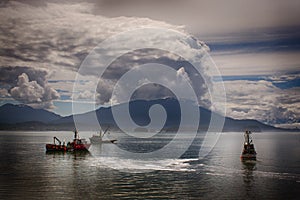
[69,142,91,151]
[46,143,90,152]
[46,131,90,152]
[46,139,91,152]
[68,138,90,151]
[46,144,67,152]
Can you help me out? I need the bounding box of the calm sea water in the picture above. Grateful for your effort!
[0,131,299,199]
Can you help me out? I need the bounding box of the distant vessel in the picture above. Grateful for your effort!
[46,130,90,152]
[89,127,117,144]
[241,130,257,160]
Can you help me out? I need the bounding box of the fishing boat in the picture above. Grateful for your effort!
[46,130,91,152]
[89,127,117,144]
[241,130,257,160]
[45,136,67,152]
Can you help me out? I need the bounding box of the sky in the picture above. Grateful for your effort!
[0,0,299,128]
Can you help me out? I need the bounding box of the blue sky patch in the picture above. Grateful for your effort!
[272,78,300,89]
[213,75,266,82]
[214,74,300,90]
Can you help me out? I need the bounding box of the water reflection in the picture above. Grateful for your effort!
[241,159,257,197]
[46,151,91,159]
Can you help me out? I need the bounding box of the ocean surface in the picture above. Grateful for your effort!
[0,131,299,199]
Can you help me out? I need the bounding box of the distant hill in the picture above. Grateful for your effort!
[0,103,61,124]
[52,98,280,132]
[0,99,287,131]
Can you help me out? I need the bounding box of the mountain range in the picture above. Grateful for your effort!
[0,103,61,123]
[0,98,287,131]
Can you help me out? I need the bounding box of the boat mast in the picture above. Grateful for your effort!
[74,129,78,139]
[102,127,110,138]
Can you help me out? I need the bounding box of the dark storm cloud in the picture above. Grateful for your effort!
[93,48,210,106]
[0,1,182,72]
[130,83,175,101]
[100,49,184,80]
[9,0,300,35]
[0,66,47,86]
[92,0,300,36]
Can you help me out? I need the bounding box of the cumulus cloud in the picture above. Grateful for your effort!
[11,73,44,103]
[10,73,60,109]
[0,66,60,109]
[72,90,94,101]
[176,67,191,84]
[0,88,9,97]
[223,79,300,127]
[91,47,211,107]
[94,59,211,109]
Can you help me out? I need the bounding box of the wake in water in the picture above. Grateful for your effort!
[87,152,300,181]
[87,156,199,173]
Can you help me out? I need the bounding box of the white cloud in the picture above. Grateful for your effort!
[176,67,191,84]
[223,80,300,127]
[10,73,60,109]
[267,73,300,82]
[212,51,300,76]
[0,88,9,97]
[0,66,61,108]
[11,73,43,103]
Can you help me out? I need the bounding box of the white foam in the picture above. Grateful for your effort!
[87,156,198,173]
